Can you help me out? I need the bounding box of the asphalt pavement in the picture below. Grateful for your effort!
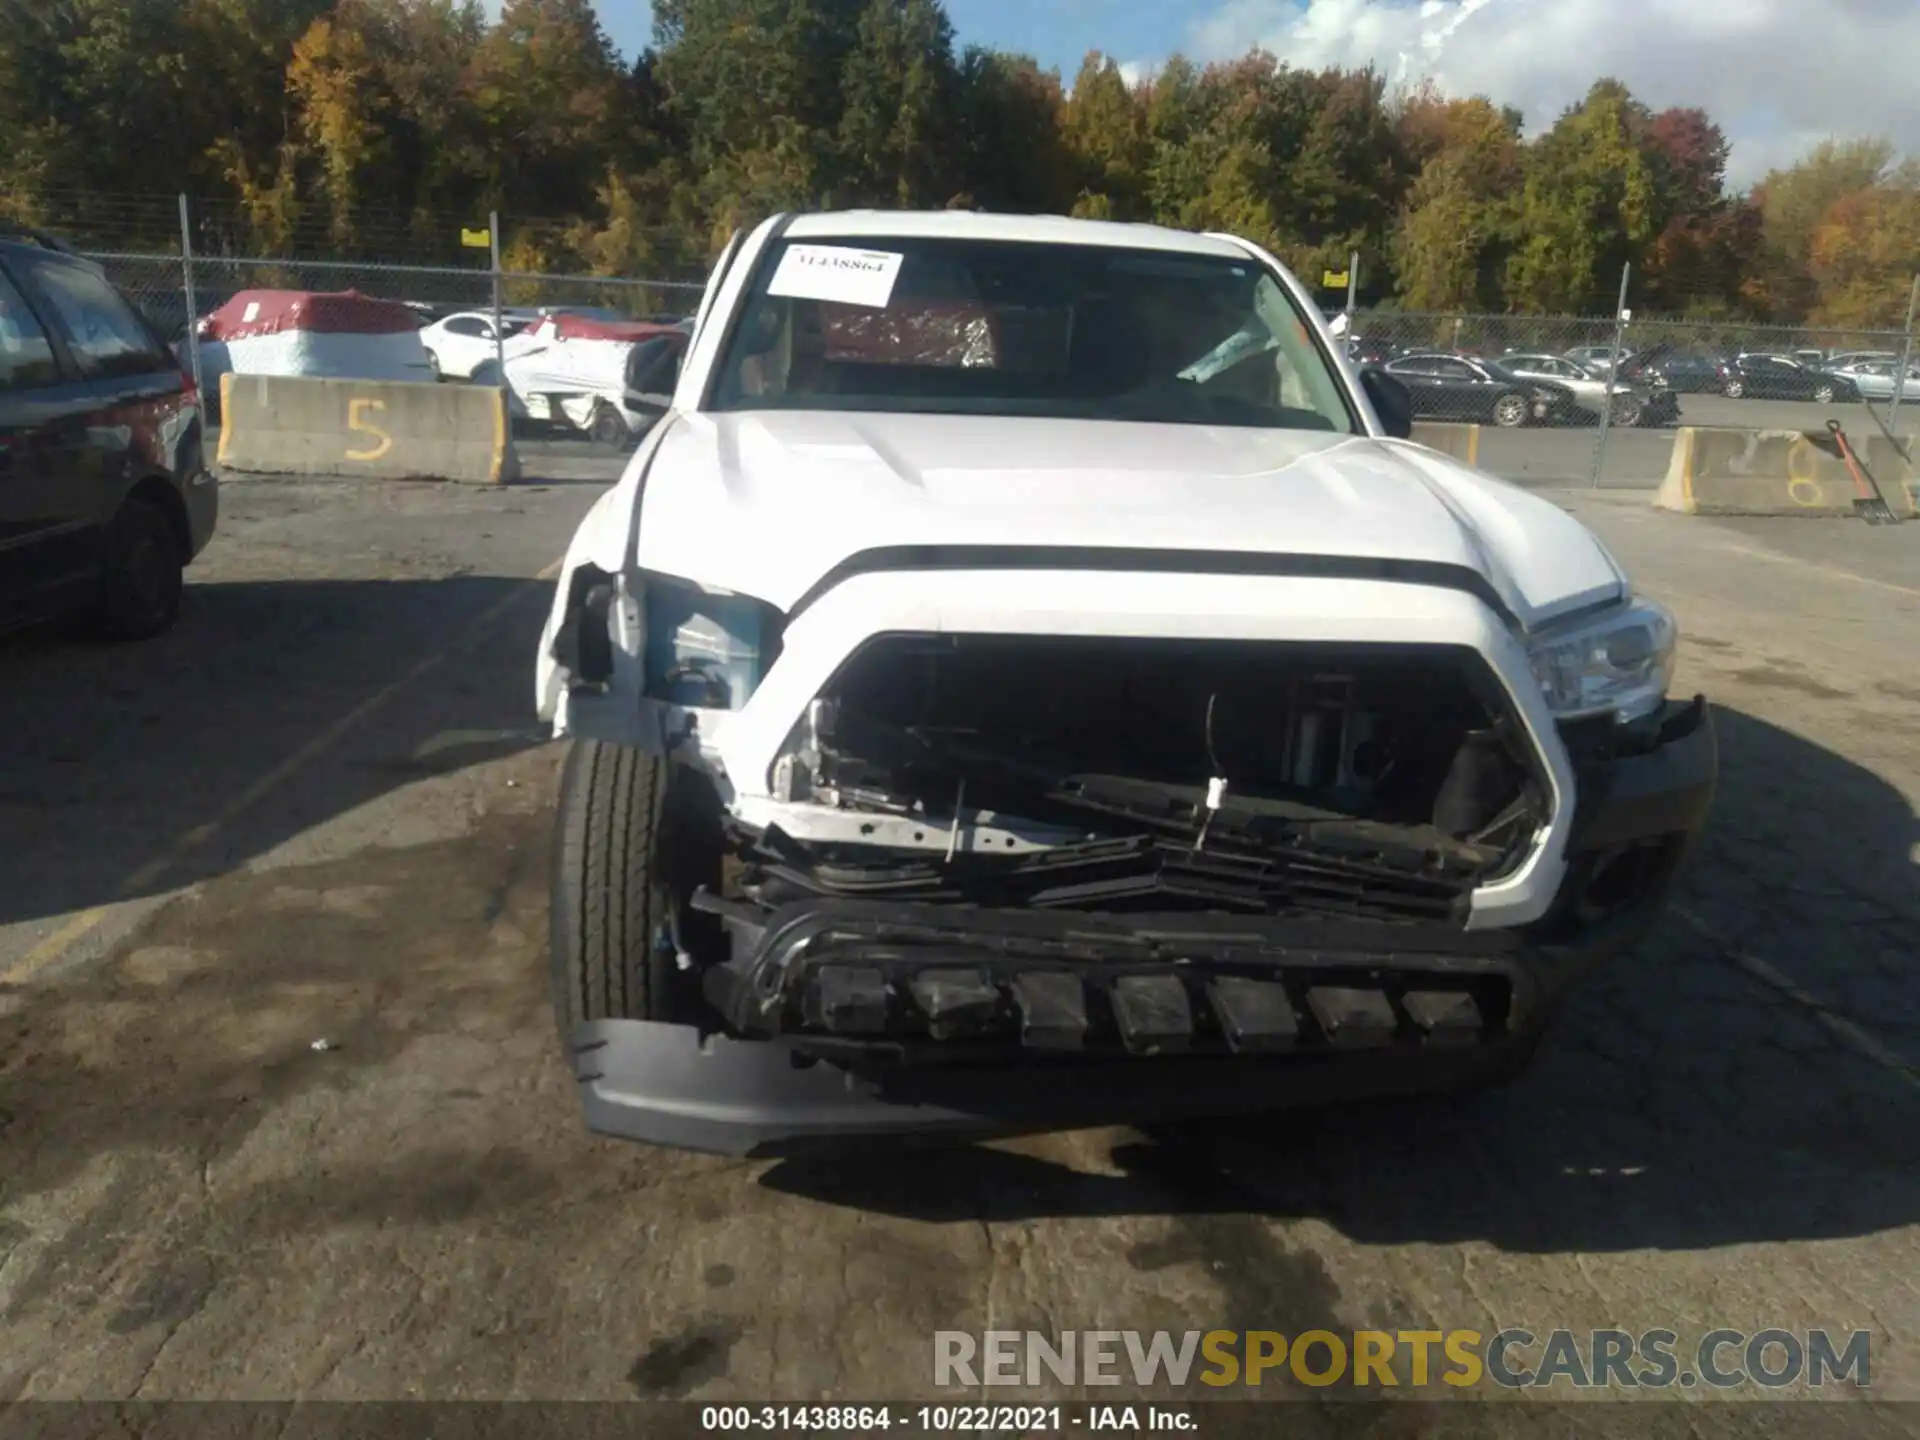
[0,465,1915,1406]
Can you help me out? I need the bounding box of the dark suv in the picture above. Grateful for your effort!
[0,226,215,639]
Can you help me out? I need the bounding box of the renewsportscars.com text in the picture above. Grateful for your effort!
[934,1328,1871,1390]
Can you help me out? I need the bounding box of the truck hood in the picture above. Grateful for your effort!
[629,411,1625,628]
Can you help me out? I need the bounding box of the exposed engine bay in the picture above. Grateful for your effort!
[733,635,1549,925]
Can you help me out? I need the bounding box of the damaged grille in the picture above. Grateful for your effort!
[696,635,1549,1057]
[756,634,1546,921]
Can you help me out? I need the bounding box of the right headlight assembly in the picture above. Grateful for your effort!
[1526,597,1677,724]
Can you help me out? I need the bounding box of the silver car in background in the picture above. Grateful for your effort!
[1503,351,1676,427]
[1830,358,1920,402]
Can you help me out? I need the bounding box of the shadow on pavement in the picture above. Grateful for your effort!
[0,573,554,927]
[762,705,1920,1253]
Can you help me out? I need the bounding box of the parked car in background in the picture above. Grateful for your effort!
[1828,359,1920,402]
[1621,347,1730,395]
[501,312,689,446]
[0,225,215,639]
[538,305,629,324]
[1498,353,1677,427]
[1564,344,1634,376]
[419,309,535,380]
[1723,353,1860,402]
[1382,352,1582,427]
[1825,350,1901,371]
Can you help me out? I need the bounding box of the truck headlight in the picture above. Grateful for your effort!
[639,573,784,711]
[1527,597,1677,723]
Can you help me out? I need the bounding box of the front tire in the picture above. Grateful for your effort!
[1723,378,1745,399]
[1813,383,1836,404]
[93,493,185,640]
[589,402,629,449]
[549,740,720,1042]
[1492,392,1530,428]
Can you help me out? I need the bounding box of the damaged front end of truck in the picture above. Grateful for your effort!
[700,633,1555,1057]
[542,534,1716,1157]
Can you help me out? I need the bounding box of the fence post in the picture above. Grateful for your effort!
[177,193,202,395]
[489,210,504,381]
[1888,273,1918,433]
[1345,249,1359,323]
[1589,262,1632,489]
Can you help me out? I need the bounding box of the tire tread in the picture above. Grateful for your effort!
[550,738,667,1038]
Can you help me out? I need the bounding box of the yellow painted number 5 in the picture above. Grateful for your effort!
[346,397,392,461]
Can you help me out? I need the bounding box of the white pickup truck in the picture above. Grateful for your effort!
[534,210,1717,1156]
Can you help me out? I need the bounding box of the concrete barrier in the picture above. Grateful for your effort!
[1654,426,1917,518]
[1409,421,1480,465]
[215,373,517,485]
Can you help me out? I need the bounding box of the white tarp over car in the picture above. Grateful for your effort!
[191,289,433,385]
[500,313,688,434]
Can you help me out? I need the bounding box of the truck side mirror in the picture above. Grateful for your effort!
[1361,367,1413,439]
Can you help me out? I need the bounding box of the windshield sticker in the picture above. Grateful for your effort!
[767,244,903,309]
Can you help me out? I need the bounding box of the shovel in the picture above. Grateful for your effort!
[1826,419,1901,524]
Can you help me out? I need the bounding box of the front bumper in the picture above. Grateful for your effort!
[571,699,1716,1156]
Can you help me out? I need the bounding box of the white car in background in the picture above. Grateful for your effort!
[419,310,533,380]
[1564,344,1634,376]
[1830,358,1920,402]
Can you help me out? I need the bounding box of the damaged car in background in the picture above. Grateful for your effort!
[534,211,1717,1156]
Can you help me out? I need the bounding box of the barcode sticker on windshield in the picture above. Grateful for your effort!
[767,244,903,309]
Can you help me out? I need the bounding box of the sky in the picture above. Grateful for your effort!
[567,0,1920,189]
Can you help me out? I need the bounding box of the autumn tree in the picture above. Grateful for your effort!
[1631,107,1752,313]
[1750,138,1895,320]
[1390,96,1523,310]
[1805,161,1920,327]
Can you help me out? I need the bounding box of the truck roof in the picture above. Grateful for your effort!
[783,210,1253,260]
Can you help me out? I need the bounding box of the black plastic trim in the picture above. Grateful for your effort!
[784,546,1520,627]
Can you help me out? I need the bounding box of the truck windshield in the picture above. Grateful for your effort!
[707,236,1357,433]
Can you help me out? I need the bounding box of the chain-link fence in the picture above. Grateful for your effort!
[56,196,1920,488]
[1340,267,1920,486]
[88,252,702,346]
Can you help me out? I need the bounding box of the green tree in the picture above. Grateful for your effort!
[1061,52,1147,218]
[953,49,1073,213]
[1389,96,1522,310]
[834,0,961,206]
[471,0,626,217]
[1504,79,1657,312]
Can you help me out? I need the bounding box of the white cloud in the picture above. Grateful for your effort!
[1186,0,1920,188]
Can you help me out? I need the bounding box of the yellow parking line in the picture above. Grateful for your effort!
[0,557,564,988]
